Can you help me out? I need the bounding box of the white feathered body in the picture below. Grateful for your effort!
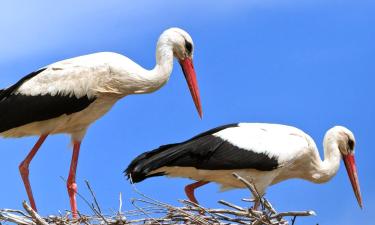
[1,52,170,140]
[134,123,340,195]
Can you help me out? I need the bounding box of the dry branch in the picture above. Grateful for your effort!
[22,201,48,225]
[1,175,315,225]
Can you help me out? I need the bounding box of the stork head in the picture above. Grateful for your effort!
[329,126,363,208]
[159,28,202,118]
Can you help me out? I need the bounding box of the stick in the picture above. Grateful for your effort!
[22,201,48,225]
[59,176,108,224]
[218,200,246,211]
[0,211,34,225]
[272,210,316,218]
[232,173,262,201]
[130,198,162,225]
[85,180,102,214]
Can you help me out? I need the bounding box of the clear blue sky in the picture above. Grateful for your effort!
[0,1,374,224]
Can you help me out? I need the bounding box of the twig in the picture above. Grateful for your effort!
[179,200,221,223]
[242,198,256,202]
[85,180,102,214]
[0,211,34,225]
[129,175,211,225]
[59,176,108,224]
[22,201,48,225]
[134,198,211,225]
[218,199,246,211]
[128,174,172,208]
[232,172,263,207]
[130,198,163,225]
[0,209,31,218]
[263,197,277,214]
[1,174,317,225]
[118,192,123,215]
[272,210,316,218]
[291,216,297,225]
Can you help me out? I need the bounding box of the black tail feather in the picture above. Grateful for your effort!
[124,143,181,183]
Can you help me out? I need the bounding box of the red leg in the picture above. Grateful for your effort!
[19,134,48,211]
[67,141,81,218]
[184,180,209,205]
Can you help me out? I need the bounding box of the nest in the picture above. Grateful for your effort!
[0,173,315,225]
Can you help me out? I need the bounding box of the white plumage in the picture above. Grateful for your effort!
[213,123,314,163]
[1,27,202,217]
[126,123,362,209]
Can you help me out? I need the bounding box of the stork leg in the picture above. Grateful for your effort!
[19,134,49,211]
[67,141,81,218]
[184,180,209,205]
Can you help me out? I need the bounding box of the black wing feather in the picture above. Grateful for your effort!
[0,68,96,133]
[125,124,279,183]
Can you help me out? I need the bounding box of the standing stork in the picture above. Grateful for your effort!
[0,27,202,217]
[126,123,363,209]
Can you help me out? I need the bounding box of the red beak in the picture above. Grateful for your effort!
[343,154,363,209]
[179,58,203,118]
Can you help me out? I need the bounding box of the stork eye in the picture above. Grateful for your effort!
[185,40,193,55]
[348,139,354,150]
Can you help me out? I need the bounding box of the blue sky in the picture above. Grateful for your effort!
[0,0,374,224]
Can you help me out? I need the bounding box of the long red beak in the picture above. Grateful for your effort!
[343,154,363,209]
[179,58,202,118]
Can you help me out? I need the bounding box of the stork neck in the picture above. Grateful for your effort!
[156,41,174,69]
[154,41,174,82]
[310,140,341,183]
[134,42,174,94]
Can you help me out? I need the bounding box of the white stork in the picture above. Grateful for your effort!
[126,123,363,209]
[0,27,202,217]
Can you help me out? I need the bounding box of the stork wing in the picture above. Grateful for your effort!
[0,68,96,133]
[126,124,280,183]
[162,133,279,171]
